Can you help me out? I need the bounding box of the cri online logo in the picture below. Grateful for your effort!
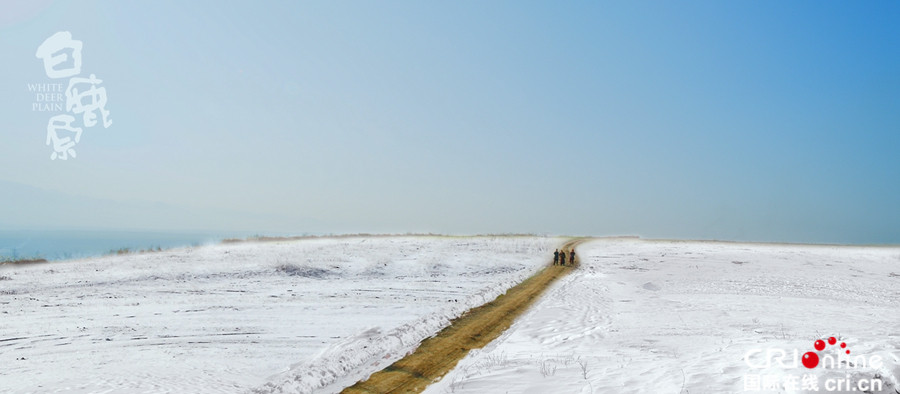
[802,337,849,368]
[745,337,883,370]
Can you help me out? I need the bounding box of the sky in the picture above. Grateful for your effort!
[0,1,898,243]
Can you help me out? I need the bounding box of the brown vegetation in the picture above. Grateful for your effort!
[0,257,48,266]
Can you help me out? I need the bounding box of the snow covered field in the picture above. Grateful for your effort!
[0,236,560,394]
[4,236,897,394]
[426,238,900,394]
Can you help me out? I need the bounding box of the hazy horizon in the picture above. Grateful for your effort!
[2,1,898,245]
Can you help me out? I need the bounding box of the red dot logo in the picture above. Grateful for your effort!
[814,339,826,351]
[804,337,852,367]
[802,352,819,368]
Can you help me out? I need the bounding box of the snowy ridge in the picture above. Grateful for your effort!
[0,235,560,393]
[254,257,546,394]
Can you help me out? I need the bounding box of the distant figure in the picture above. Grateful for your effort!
[553,249,559,265]
[560,250,567,266]
[569,250,576,265]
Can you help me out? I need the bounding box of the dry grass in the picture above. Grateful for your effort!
[0,257,48,266]
[342,238,584,394]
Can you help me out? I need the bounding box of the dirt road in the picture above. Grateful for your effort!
[342,238,585,393]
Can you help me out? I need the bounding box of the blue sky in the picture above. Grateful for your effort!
[1,1,898,243]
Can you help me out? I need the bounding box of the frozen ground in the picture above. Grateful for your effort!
[0,236,560,394]
[426,238,900,394]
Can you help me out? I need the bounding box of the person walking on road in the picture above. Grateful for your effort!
[569,249,576,265]
[553,249,559,265]
[560,250,567,266]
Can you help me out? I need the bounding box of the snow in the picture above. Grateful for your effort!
[5,236,898,394]
[0,236,560,394]
[425,238,900,394]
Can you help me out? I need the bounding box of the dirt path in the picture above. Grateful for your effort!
[342,238,585,394]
